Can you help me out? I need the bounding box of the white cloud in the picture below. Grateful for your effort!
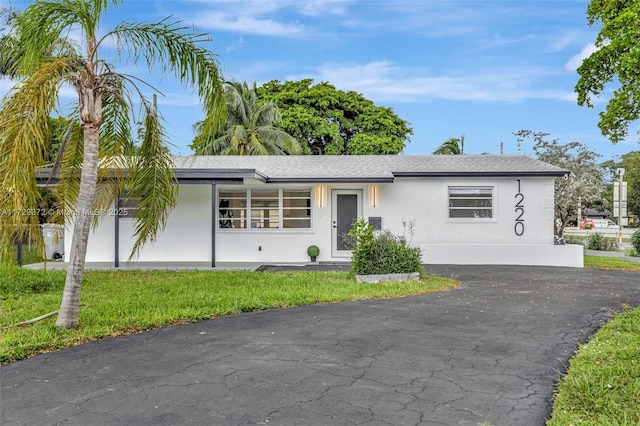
[155,92,200,108]
[186,0,283,15]
[58,85,78,99]
[188,0,350,16]
[226,37,244,52]
[565,43,598,72]
[287,61,574,104]
[189,10,304,36]
[183,0,347,36]
[548,31,579,53]
[301,0,351,16]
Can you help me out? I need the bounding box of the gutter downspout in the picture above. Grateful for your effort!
[114,198,120,268]
[211,183,216,268]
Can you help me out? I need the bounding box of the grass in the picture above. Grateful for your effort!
[9,242,45,266]
[0,267,458,364]
[584,255,640,271]
[547,256,640,425]
[547,308,640,425]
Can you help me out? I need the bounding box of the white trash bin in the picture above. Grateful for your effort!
[41,224,64,260]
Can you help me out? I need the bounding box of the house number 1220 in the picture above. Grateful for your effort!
[515,179,524,236]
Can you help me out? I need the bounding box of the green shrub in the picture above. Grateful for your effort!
[586,233,619,251]
[631,230,640,256]
[306,245,320,258]
[348,219,423,276]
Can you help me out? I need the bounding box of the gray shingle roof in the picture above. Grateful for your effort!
[171,155,568,183]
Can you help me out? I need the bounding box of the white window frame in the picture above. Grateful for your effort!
[281,189,313,229]
[217,189,247,229]
[217,188,312,231]
[447,185,496,221]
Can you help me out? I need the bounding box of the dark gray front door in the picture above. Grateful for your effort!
[331,190,362,257]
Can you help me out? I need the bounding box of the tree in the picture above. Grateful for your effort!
[433,134,465,155]
[514,130,605,237]
[191,81,301,155]
[0,0,224,328]
[575,0,640,143]
[256,79,413,155]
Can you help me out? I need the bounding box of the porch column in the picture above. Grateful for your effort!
[211,183,216,268]
[114,198,120,268]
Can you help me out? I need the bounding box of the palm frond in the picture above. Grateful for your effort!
[83,73,137,226]
[16,3,79,70]
[106,19,225,140]
[0,8,22,78]
[100,73,136,156]
[247,133,269,155]
[254,101,282,127]
[433,137,463,155]
[0,57,72,261]
[257,127,302,155]
[126,99,177,259]
[55,120,84,225]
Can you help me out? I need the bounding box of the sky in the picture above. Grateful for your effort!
[2,0,640,161]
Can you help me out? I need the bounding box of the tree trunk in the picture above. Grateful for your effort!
[56,84,101,329]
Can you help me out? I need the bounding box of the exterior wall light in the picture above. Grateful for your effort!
[370,185,378,208]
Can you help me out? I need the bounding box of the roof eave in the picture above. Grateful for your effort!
[266,177,395,184]
[175,168,267,183]
[393,171,568,178]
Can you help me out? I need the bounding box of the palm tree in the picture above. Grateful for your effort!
[433,133,465,155]
[0,0,224,328]
[192,81,301,155]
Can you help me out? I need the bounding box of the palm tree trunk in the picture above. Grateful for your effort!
[56,88,101,328]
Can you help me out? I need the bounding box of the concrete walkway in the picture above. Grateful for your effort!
[2,265,640,425]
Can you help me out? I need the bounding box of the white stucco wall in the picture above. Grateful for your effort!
[65,184,212,263]
[118,184,212,262]
[372,177,554,245]
[64,209,116,262]
[369,176,582,267]
[67,175,582,267]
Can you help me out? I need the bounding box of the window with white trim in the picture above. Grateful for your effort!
[218,189,247,228]
[218,189,311,229]
[282,190,312,229]
[251,189,279,229]
[448,186,493,218]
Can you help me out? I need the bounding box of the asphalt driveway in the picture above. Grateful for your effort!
[2,265,640,425]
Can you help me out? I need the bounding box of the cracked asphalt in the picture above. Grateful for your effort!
[2,265,640,426]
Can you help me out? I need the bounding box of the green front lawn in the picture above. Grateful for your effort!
[0,267,457,364]
[548,256,640,425]
[584,255,640,271]
[548,307,640,425]
[8,242,45,266]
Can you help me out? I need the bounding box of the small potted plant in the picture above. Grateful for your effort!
[307,245,320,262]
